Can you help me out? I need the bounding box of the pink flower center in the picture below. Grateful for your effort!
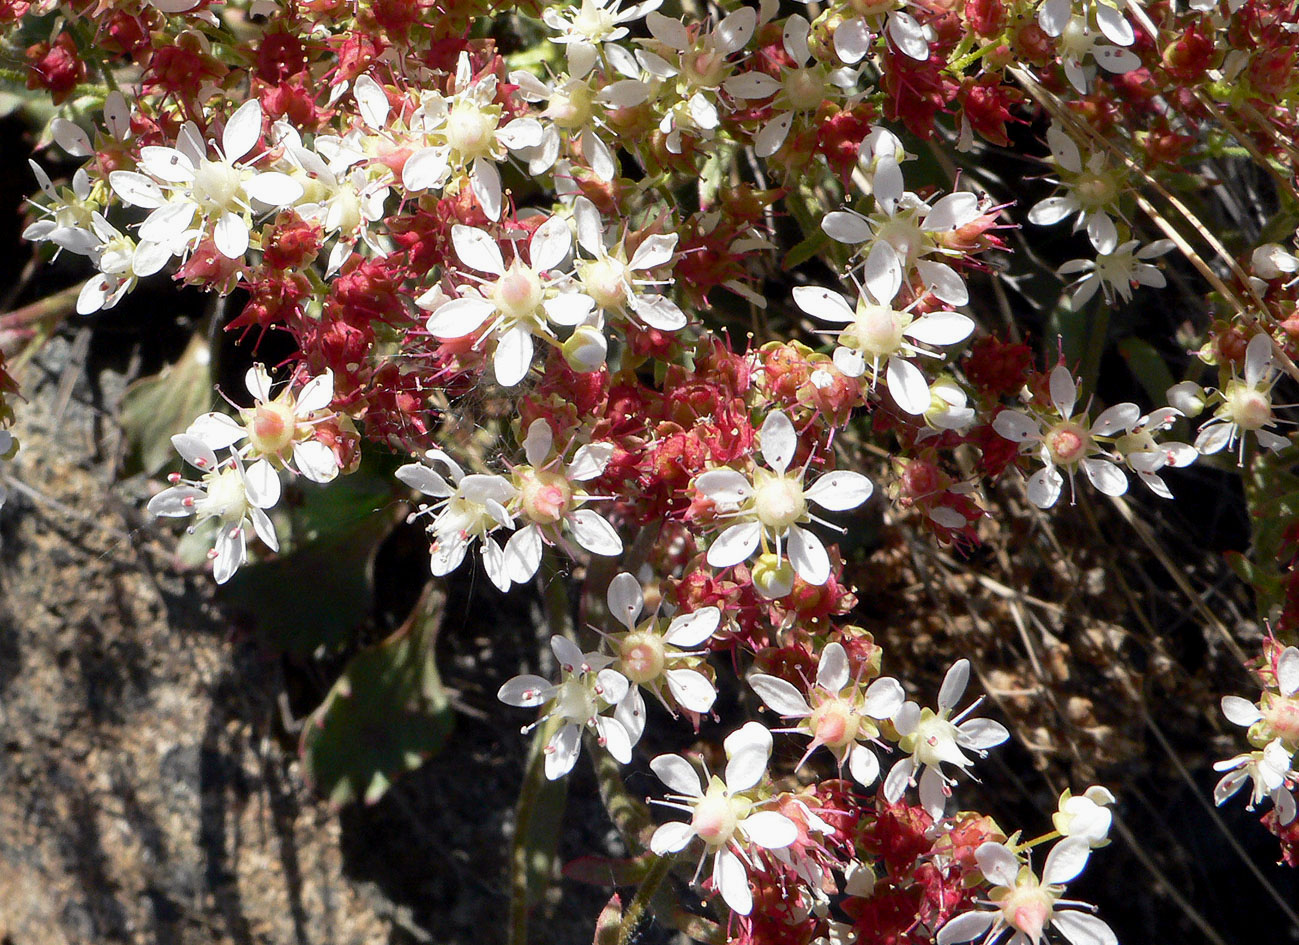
[1045,421,1089,466]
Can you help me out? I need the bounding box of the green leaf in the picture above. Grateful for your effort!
[301,586,454,807]
[120,334,214,476]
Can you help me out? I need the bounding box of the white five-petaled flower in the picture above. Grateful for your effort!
[883,659,1009,819]
[825,1,932,63]
[396,449,517,592]
[186,365,339,484]
[695,411,873,586]
[503,419,623,584]
[1216,645,1299,826]
[648,722,799,915]
[146,436,280,584]
[418,219,595,387]
[748,642,905,786]
[993,367,1133,508]
[938,838,1118,945]
[1194,333,1291,462]
[542,0,663,78]
[1213,739,1297,826]
[498,636,639,780]
[1052,786,1116,848]
[793,282,974,415]
[1107,405,1196,499]
[1057,237,1174,308]
[605,572,721,720]
[572,195,686,331]
[1027,124,1125,253]
[110,100,304,260]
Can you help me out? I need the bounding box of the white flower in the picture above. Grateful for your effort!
[1052,786,1116,848]
[1108,405,1197,499]
[418,218,595,387]
[502,419,623,584]
[1217,645,1299,825]
[542,0,663,78]
[146,436,280,584]
[572,196,685,331]
[1057,238,1174,308]
[793,283,974,415]
[695,411,873,585]
[993,367,1132,508]
[498,636,639,780]
[112,100,304,260]
[648,722,799,915]
[1049,11,1141,94]
[821,188,984,307]
[396,450,517,591]
[509,71,634,182]
[1252,242,1299,281]
[1027,124,1126,253]
[938,838,1118,945]
[883,659,1009,819]
[828,4,932,63]
[186,364,339,484]
[606,572,721,719]
[748,642,905,786]
[1194,333,1291,462]
[1214,739,1297,826]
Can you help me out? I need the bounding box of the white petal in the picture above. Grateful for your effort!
[243,171,304,207]
[760,411,797,474]
[714,848,752,915]
[293,440,338,483]
[1082,458,1128,497]
[937,911,996,945]
[607,572,643,631]
[663,607,721,647]
[542,292,595,327]
[817,642,850,692]
[140,146,195,183]
[471,156,503,221]
[296,370,334,413]
[886,356,931,415]
[524,419,553,466]
[544,724,582,779]
[1091,402,1140,436]
[863,241,902,304]
[427,297,495,338]
[1050,365,1078,417]
[51,118,93,157]
[938,659,970,710]
[498,674,555,707]
[748,674,812,717]
[1094,45,1141,74]
[452,225,506,275]
[139,201,196,242]
[1244,332,1274,387]
[498,117,543,150]
[505,525,543,584]
[888,11,930,60]
[864,677,905,719]
[568,509,623,556]
[904,310,974,347]
[213,211,249,259]
[883,757,915,803]
[630,294,687,331]
[629,234,678,271]
[833,17,871,64]
[650,820,696,854]
[1027,465,1064,508]
[567,442,613,481]
[754,112,794,158]
[1028,195,1077,226]
[595,715,632,763]
[1221,695,1263,727]
[1279,647,1299,696]
[171,433,218,472]
[212,521,246,584]
[820,211,872,245]
[914,260,969,306]
[651,753,704,796]
[244,458,281,509]
[246,364,274,401]
[353,74,390,128]
[109,171,166,209]
[147,485,205,517]
[715,5,757,55]
[740,811,798,849]
[530,215,571,272]
[187,412,246,450]
[848,744,880,786]
[402,147,449,191]
[787,525,830,585]
[724,721,772,792]
[222,100,263,162]
[725,72,781,99]
[793,285,855,323]
[1087,214,1118,255]
[995,411,1040,442]
[666,669,716,712]
[707,521,761,568]
[805,471,873,511]
[1053,910,1118,945]
[923,193,979,232]
[1042,837,1091,884]
[493,326,535,387]
[958,717,1009,750]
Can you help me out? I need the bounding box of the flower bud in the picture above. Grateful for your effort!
[562,325,608,373]
[752,552,795,599]
[1166,381,1206,418]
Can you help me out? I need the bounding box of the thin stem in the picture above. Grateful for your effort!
[617,853,675,945]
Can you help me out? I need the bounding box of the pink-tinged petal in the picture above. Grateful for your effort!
[595,715,632,763]
[147,485,206,517]
[663,607,720,647]
[1244,332,1274,387]
[1082,458,1128,497]
[1221,695,1263,727]
[505,525,543,584]
[832,17,871,64]
[787,526,830,585]
[607,572,643,631]
[695,469,753,505]
[863,241,902,304]
[714,848,752,915]
[568,509,623,556]
[724,722,772,792]
[666,669,716,713]
[427,297,495,338]
[715,5,756,55]
[974,842,1020,886]
[938,659,970,710]
[754,112,794,158]
[1027,465,1064,508]
[471,157,503,221]
[1049,365,1078,417]
[740,811,798,849]
[494,327,536,387]
[523,419,553,467]
[883,757,915,803]
[759,411,797,474]
[529,215,571,272]
[544,724,582,780]
[849,745,880,786]
[566,442,613,481]
[1028,195,1077,226]
[222,100,262,162]
[498,674,555,707]
[243,171,304,207]
[793,285,855,323]
[1279,647,1299,697]
[212,521,246,585]
[887,356,931,416]
[650,820,696,855]
[293,440,338,483]
[1042,837,1091,885]
[213,211,249,259]
[888,10,929,60]
[906,311,974,350]
[140,146,195,183]
[402,146,449,192]
[707,521,761,569]
[1053,910,1118,945]
[244,458,281,509]
[451,224,506,275]
[171,433,218,472]
[937,910,996,945]
[820,211,872,244]
[915,260,969,306]
[748,674,812,717]
[353,74,389,128]
[187,412,246,450]
[250,506,278,552]
[817,642,850,692]
[651,753,703,796]
[51,118,94,157]
[864,677,905,719]
[1091,402,1140,436]
[109,171,166,209]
